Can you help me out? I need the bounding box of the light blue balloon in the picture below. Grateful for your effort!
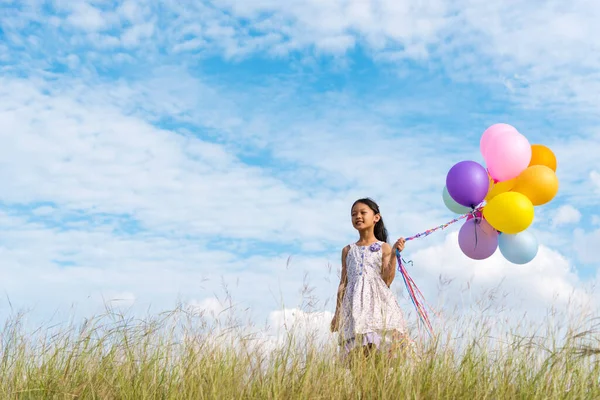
[498,230,539,264]
[443,186,471,214]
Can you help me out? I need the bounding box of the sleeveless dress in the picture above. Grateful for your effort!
[339,241,408,353]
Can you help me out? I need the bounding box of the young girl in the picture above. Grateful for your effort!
[330,198,410,358]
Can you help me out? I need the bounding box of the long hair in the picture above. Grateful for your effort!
[352,198,389,243]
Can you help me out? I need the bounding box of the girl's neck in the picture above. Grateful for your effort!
[356,229,377,245]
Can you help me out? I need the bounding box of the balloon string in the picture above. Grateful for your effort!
[472,206,479,250]
[396,250,434,336]
[397,206,483,337]
[404,206,482,242]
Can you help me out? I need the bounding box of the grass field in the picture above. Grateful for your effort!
[1,296,599,399]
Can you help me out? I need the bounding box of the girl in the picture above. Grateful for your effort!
[330,198,410,358]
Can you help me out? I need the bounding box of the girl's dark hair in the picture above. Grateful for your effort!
[352,198,389,243]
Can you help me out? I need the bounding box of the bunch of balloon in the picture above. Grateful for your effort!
[480,124,558,264]
[442,123,559,264]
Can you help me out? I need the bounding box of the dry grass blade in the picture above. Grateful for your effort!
[0,300,598,399]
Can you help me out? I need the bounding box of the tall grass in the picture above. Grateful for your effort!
[1,298,598,400]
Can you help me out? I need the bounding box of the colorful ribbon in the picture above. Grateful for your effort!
[396,206,483,337]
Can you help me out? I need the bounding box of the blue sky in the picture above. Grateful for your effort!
[1,0,599,332]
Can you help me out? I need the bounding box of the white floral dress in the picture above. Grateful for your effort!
[339,241,408,353]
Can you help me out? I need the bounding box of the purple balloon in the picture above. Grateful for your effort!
[446,161,489,208]
[458,218,498,260]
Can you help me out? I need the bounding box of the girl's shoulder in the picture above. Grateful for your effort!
[341,244,352,256]
[380,241,392,251]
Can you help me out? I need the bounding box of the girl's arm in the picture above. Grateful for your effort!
[381,243,396,287]
[331,245,349,331]
[382,238,405,287]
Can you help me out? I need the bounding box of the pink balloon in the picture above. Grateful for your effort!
[484,132,532,182]
[480,124,519,159]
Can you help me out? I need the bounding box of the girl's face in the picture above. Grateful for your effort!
[351,202,380,230]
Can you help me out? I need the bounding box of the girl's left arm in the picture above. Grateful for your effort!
[381,243,396,287]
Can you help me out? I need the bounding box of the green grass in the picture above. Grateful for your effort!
[0,303,599,399]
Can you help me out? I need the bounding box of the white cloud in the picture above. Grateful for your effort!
[181,307,337,360]
[267,308,333,346]
[552,205,582,227]
[0,206,339,325]
[187,297,227,317]
[573,228,600,265]
[102,291,136,307]
[591,170,600,192]
[214,0,450,54]
[117,0,149,24]
[0,76,335,245]
[173,38,207,53]
[66,2,111,32]
[152,0,600,112]
[452,1,600,108]
[405,232,592,316]
[3,0,600,115]
[31,206,56,216]
[0,70,491,253]
[121,22,155,47]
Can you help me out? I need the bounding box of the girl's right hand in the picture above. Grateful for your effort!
[393,237,406,252]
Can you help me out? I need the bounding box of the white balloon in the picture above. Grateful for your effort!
[498,230,538,264]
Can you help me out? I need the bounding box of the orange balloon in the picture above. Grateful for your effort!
[512,165,559,206]
[529,144,557,171]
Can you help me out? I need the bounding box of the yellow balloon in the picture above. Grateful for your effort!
[483,192,534,234]
[512,165,559,206]
[485,177,515,202]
